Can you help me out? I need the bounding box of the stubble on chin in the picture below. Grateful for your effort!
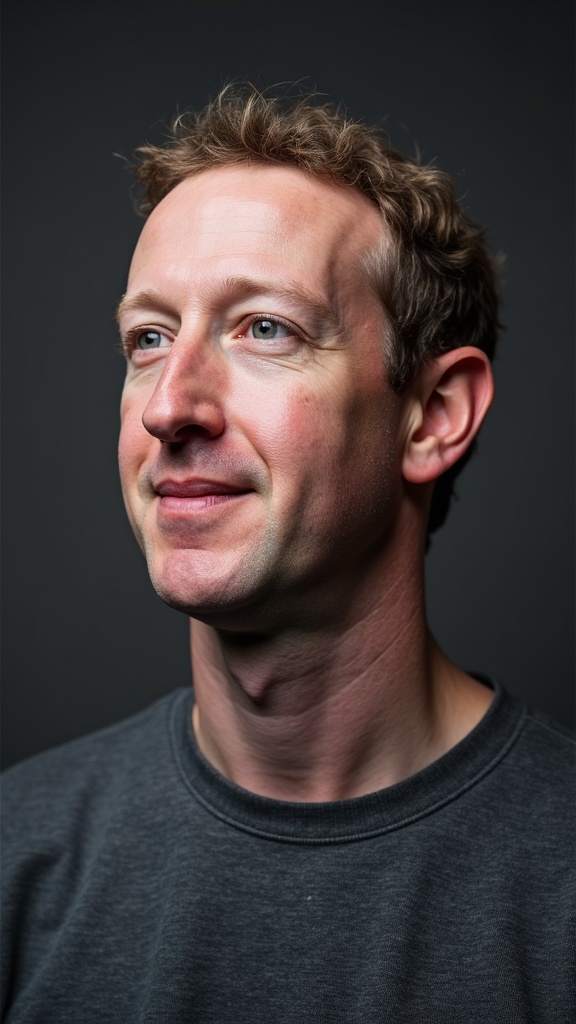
[143,527,281,624]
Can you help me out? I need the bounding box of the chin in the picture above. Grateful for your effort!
[146,547,276,625]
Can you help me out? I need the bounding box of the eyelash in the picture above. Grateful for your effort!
[119,327,172,360]
[236,314,300,340]
[120,314,302,358]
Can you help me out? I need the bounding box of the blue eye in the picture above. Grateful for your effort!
[136,330,169,350]
[249,319,289,341]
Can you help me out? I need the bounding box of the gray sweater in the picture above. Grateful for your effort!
[2,681,574,1022]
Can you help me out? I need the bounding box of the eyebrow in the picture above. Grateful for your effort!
[115,289,176,327]
[115,277,343,335]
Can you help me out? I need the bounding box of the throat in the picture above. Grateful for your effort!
[188,603,494,803]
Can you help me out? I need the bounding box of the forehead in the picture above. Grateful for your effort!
[128,164,386,298]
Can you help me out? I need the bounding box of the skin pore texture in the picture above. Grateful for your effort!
[118,164,495,802]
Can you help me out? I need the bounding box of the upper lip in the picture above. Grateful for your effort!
[155,478,251,497]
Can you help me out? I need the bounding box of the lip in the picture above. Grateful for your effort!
[154,478,254,516]
[155,478,250,498]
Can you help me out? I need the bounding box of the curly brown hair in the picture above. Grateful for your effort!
[132,84,502,536]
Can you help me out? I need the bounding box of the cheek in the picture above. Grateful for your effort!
[259,376,403,507]
[118,394,150,483]
[243,386,332,472]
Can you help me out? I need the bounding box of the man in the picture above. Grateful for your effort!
[2,85,574,1022]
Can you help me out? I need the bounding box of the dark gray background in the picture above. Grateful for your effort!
[2,0,574,769]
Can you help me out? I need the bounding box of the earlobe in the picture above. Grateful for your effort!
[402,346,494,484]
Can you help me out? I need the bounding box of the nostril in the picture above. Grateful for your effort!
[142,398,226,443]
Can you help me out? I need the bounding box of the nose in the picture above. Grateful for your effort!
[141,337,226,443]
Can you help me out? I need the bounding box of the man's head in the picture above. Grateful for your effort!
[117,86,497,627]
[132,84,501,536]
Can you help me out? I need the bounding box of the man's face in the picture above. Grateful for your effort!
[118,164,406,629]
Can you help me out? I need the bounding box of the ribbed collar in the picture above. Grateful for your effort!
[169,680,527,844]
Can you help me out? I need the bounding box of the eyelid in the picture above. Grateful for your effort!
[119,312,305,359]
[236,313,302,339]
[121,324,174,357]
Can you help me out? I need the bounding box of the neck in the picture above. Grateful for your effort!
[190,532,493,802]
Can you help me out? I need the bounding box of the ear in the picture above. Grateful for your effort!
[402,346,494,484]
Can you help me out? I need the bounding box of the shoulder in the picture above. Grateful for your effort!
[511,702,575,782]
[1,689,189,849]
[475,683,575,805]
[464,694,576,866]
[507,702,575,816]
[469,677,575,791]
